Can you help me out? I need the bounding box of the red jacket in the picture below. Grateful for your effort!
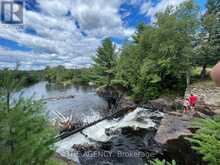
[189,95,198,105]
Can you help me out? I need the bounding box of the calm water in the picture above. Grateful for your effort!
[13,81,107,122]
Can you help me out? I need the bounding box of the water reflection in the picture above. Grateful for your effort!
[13,81,107,122]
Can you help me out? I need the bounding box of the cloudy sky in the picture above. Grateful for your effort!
[0,0,206,70]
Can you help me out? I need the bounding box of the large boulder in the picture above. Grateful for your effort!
[154,114,192,145]
[117,97,137,112]
[148,97,175,112]
[96,86,119,100]
[110,97,137,118]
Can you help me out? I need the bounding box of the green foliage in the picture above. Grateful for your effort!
[0,69,43,88]
[0,99,56,165]
[207,0,220,58]
[150,159,176,165]
[92,38,117,87]
[186,116,220,165]
[193,0,220,79]
[44,66,92,85]
[44,65,69,83]
[116,44,142,89]
[0,71,57,165]
[116,1,200,102]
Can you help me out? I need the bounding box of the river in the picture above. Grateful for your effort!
[13,81,108,123]
[13,81,164,165]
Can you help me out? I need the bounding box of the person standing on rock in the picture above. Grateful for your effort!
[183,98,190,113]
[189,94,198,111]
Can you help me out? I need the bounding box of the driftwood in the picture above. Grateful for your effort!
[52,111,75,131]
[41,95,75,101]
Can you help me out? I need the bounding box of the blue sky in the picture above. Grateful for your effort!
[0,0,207,70]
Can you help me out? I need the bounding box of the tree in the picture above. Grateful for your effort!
[116,44,142,89]
[132,22,147,43]
[115,1,200,102]
[187,116,220,165]
[207,0,220,58]
[153,0,199,87]
[92,38,117,87]
[194,0,220,79]
[0,71,57,165]
[0,69,23,110]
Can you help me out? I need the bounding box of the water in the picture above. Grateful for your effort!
[55,108,164,165]
[13,82,164,165]
[13,81,108,122]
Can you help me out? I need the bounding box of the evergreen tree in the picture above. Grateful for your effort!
[187,116,220,165]
[92,38,117,87]
[207,0,220,15]
[116,44,142,89]
[0,71,57,165]
[132,22,147,43]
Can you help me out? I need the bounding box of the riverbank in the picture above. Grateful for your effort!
[16,80,218,165]
[150,80,220,143]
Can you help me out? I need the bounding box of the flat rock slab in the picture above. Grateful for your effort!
[155,114,192,144]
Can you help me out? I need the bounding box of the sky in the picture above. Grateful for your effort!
[0,0,207,70]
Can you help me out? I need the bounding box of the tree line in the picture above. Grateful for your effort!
[92,0,220,102]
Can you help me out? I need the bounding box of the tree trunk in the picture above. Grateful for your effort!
[7,91,10,112]
[186,71,191,88]
[200,65,207,80]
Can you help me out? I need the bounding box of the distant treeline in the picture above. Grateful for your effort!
[0,69,43,87]
[43,65,93,85]
[0,66,93,87]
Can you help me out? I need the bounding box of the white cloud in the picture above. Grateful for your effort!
[70,0,131,37]
[140,1,152,15]
[147,0,188,23]
[37,0,71,17]
[0,0,147,70]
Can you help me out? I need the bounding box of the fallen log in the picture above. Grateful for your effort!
[56,106,130,141]
[40,95,75,101]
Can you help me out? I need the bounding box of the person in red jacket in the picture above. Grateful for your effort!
[189,94,198,111]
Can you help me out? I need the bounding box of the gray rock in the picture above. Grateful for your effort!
[154,114,192,144]
[148,97,175,112]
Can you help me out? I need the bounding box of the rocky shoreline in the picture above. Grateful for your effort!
[57,81,219,165]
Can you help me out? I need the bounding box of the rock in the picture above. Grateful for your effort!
[167,111,183,117]
[193,111,209,118]
[110,97,137,118]
[118,97,137,112]
[185,81,220,115]
[72,143,99,153]
[148,97,175,112]
[96,86,119,99]
[96,86,122,110]
[163,136,205,165]
[214,109,220,115]
[154,114,192,144]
